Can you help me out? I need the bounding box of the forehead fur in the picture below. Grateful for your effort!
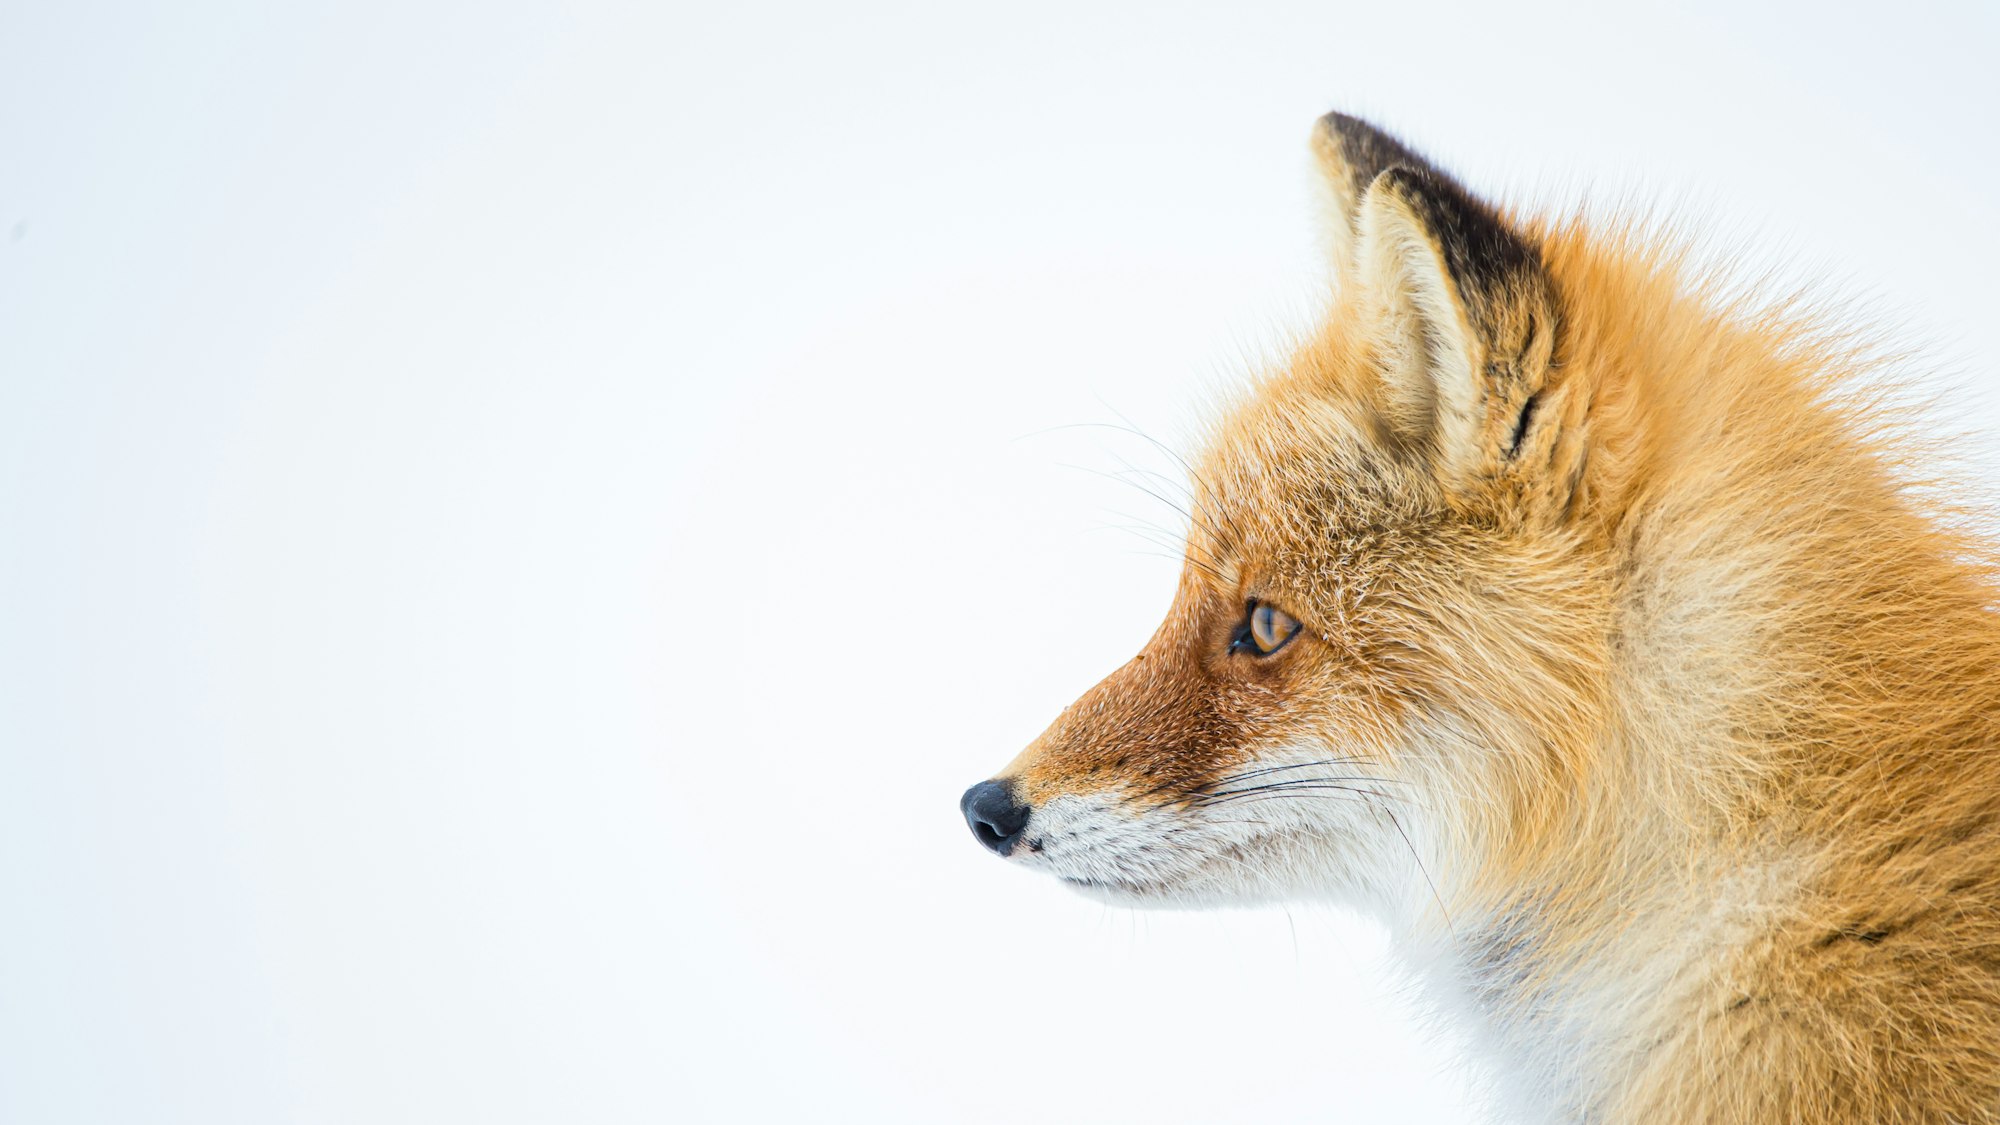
[1186,306,1454,616]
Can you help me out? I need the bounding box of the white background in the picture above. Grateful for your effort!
[3,2,1997,1122]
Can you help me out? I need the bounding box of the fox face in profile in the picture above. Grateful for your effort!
[962,114,2000,1123]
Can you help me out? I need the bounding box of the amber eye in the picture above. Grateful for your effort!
[1232,600,1301,656]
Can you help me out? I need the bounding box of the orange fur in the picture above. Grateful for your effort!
[966,113,2000,1122]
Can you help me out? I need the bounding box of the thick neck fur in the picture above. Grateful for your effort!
[1394,221,2000,1122]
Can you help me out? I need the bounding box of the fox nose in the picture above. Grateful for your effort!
[960,780,1031,856]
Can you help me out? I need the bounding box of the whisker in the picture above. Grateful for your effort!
[1090,519,1230,584]
[1138,771,1388,806]
[1192,780,1392,803]
[1184,791,1381,811]
[1192,779,1406,804]
[1106,454,1193,506]
[1037,409,1256,564]
[1386,806,1456,937]
[1058,460,1237,557]
[1203,757,1377,786]
[1108,469,1198,526]
[1077,411,1204,482]
[1116,549,1228,584]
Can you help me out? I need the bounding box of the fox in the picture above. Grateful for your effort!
[959,112,2000,1123]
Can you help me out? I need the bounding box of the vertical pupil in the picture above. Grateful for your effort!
[1252,604,1273,649]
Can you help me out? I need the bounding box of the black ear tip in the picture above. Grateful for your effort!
[1315,111,1381,149]
[1313,113,1440,194]
[1318,110,1371,133]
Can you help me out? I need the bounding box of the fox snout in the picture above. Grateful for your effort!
[959,779,1031,856]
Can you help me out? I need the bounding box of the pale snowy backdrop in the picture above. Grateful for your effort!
[3,2,1997,1122]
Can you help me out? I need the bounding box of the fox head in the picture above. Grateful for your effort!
[961,114,1624,918]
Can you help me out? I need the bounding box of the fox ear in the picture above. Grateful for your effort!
[1352,164,1558,483]
[1311,113,1447,275]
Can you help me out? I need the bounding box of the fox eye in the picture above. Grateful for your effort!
[1232,601,1301,656]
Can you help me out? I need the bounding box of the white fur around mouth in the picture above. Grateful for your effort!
[1013,794,1182,880]
[1009,751,1412,909]
[1015,794,1302,907]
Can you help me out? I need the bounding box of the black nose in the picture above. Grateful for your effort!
[960,780,1031,856]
